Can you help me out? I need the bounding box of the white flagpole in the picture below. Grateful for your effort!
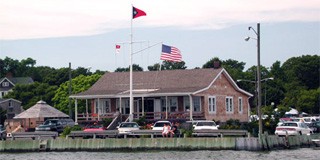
[129,5,134,122]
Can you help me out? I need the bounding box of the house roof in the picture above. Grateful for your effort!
[72,68,253,99]
[0,77,34,85]
[14,100,69,119]
[0,98,22,104]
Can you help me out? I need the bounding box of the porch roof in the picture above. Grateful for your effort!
[71,68,253,99]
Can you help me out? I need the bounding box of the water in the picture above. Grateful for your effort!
[0,148,318,160]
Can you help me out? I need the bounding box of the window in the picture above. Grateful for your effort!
[2,82,9,87]
[169,97,178,112]
[238,97,243,113]
[184,96,201,112]
[226,97,233,113]
[103,99,111,113]
[208,96,216,113]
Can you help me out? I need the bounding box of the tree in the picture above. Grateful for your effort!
[296,89,320,114]
[162,61,187,70]
[202,57,221,69]
[52,74,102,114]
[5,82,58,109]
[115,64,143,72]
[147,63,161,71]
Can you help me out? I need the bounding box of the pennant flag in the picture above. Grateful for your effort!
[160,44,182,62]
[133,6,146,19]
[115,44,121,53]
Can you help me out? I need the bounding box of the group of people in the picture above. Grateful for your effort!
[162,122,179,138]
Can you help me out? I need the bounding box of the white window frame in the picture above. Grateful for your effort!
[238,97,243,114]
[226,96,233,113]
[2,82,9,87]
[208,96,216,114]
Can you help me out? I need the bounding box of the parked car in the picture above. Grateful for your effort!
[83,122,105,132]
[152,121,172,131]
[0,125,6,140]
[117,122,140,135]
[36,119,75,133]
[308,121,320,133]
[193,120,219,131]
[275,122,313,136]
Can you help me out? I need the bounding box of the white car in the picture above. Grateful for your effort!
[193,120,219,130]
[117,122,140,134]
[151,121,172,131]
[275,122,313,136]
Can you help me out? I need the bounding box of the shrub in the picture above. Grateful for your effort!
[61,125,82,137]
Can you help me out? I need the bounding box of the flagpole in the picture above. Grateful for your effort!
[129,5,134,122]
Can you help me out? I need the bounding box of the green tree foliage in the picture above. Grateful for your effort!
[147,61,187,71]
[280,55,320,113]
[5,82,58,109]
[202,57,221,69]
[52,74,102,114]
[161,61,187,70]
[296,89,320,114]
[115,64,143,72]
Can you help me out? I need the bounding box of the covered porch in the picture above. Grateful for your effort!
[73,94,205,124]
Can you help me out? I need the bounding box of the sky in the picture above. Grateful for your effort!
[0,0,319,72]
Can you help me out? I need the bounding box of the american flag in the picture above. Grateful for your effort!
[160,44,182,62]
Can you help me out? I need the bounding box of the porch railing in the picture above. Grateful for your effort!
[77,111,204,122]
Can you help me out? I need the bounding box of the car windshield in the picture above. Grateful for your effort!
[120,123,138,128]
[282,123,298,127]
[44,120,58,125]
[197,122,216,126]
[154,122,170,127]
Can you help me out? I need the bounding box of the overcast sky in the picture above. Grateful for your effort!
[0,0,319,72]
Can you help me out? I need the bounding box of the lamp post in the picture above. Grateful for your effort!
[245,23,262,135]
[262,77,274,106]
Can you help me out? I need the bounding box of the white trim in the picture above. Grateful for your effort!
[0,77,15,87]
[0,98,22,104]
[208,96,216,114]
[226,96,234,114]
[70,92,193,99]
[238,97,243,114]
[193,68,253,97]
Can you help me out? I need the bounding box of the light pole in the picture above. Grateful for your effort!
[245,23,262,135]
[262,77,274,106]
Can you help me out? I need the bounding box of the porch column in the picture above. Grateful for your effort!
[97,98,100,121]
[189,95,193,121]
[165,96,168,119]
[75,99,78,124]
[119,97,122,114]
[85,99,88,121]
[142,97,144,116]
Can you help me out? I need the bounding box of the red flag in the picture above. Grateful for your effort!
[133,6,146,19]
[115,44,120,53]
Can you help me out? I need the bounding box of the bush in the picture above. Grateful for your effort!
[61,125,82,137]
[102,118,113,127]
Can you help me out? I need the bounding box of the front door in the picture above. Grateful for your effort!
[144,99,154,119]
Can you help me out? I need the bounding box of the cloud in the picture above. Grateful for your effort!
[0,0,319,40]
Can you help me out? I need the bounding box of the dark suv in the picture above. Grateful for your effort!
[0,125,6,140]
[36,119,75,133]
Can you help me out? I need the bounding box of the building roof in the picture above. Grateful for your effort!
[0,77,34,85]
[14,100,69,119]
[72,68,253,99]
